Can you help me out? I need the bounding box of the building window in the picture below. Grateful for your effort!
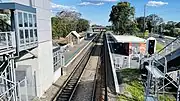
[18,12,23,27]
[25,29,29,43]
[29,14,33,27]
[33,15,37,27]
[34,29,37,41]
[24,13,28,27]
[19,30,24,44]
[30,29,33,42]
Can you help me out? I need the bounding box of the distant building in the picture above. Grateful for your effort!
[66,31,83,45]
[107,33,146,69]
[112,34,146,55]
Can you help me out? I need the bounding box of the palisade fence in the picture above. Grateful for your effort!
[17,75,37,101]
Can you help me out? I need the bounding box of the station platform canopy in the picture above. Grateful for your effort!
[113,35,146,43]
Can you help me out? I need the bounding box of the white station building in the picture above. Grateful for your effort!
[0,0,63,100]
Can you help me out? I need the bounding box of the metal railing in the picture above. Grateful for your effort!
[0,59,17,101]
[0,32,14,50]
[158,36,180,57]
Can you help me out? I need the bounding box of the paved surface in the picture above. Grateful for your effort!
[64,39,90,65]
[39,40,93,101]
[71,41,102,101]
[153,35,179,52]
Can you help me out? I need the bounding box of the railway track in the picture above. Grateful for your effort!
[53,34,101,101]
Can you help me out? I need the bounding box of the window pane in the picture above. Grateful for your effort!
[30,29,33,37]
[29,14,33,27]
[24,13,28,27]
[30,29,33,42]
[18,12,23,27]
[33,15,37,27]
[34,29,37,41]
[19,30,24,44]
[25,29,29,43]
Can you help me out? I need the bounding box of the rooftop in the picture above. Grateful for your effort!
[113,35,146,43]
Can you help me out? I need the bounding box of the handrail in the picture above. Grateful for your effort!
[158,36,180,53]
[0,31,14,50]
[0,59,10,77]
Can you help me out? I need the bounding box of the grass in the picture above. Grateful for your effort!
[156,42,164,52]
[118,68,176,101]
[118,68,144,101]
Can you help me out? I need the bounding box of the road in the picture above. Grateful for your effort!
[152,34,180,55]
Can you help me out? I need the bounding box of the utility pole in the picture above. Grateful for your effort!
[143,4,146,38]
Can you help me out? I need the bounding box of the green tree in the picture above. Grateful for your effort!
[136,17,145,32]
[76,18,90,33]
[175,22,180,28]
[165,21,176,30]
[51,11,90,39]
[109,2,136,35]
[146,14,163,33]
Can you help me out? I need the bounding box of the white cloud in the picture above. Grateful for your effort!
[78,2,104,6]
[82,0,117,2]
[79,0,117,6]
[51,3,77,12]
[147,1,168,7]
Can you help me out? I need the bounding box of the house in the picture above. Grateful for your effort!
[66,31,83,46]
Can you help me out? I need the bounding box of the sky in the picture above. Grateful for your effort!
[51,0,180,26]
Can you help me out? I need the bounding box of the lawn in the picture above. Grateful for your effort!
[117,68,144,101]
[156,42,164,52]
[117,68,176,101]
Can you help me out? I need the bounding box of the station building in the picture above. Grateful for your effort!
[66,31,84,46]
[0,0,63,100]
[107,33,146,69]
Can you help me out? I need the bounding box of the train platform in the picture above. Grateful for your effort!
[39,36,96,101]
[64,39,90,66]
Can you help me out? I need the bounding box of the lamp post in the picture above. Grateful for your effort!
[143,4,147,38]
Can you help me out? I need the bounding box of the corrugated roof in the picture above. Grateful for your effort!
[113,35,146,43]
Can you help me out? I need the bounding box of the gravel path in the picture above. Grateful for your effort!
[71,35,102,101]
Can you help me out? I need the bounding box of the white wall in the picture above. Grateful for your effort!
[34,0,53,97]
[14,0,53,97]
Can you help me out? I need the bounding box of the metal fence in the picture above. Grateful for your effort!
[15,66,37,101]
[0,32,14,50]
[17,77,28,101]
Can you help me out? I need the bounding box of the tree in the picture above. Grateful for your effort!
[175,22,180,28]
[146,14,163,33]
[76,18,90,33]
[164,21,176,30]
[109,2,136,35]
[57,11,81,21]
[136,17,145,32]
[51,11,90,39]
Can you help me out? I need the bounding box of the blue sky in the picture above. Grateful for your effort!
[51,0,180,25]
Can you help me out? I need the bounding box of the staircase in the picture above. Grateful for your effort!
[155,36,180,72]
[141,36,180,101]
[0,55,17,101]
